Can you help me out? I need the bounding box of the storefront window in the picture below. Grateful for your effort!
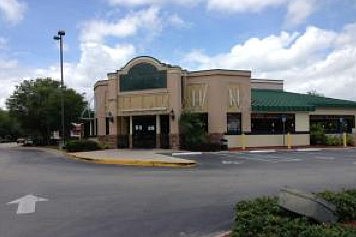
[310,115,355,133]
[251,113,295,134]
[119,63,167,92]
[227,113,241,135]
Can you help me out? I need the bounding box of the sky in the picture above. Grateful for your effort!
[1,0,356,108]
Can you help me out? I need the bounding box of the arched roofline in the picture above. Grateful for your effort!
[119,56,181,74]
[120,56,165,73]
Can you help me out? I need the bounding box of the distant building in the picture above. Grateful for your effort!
[94,56,356,149]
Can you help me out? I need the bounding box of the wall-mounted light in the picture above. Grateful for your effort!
[169,109,175,120]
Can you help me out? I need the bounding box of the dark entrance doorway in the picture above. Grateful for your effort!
[132,116,156,148]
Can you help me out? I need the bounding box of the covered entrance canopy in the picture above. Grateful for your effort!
[118,115,170,149]
[132,116,156,148]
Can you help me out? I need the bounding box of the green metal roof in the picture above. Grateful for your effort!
[252,89,356,112]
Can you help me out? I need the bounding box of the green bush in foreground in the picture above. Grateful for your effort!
[318,190,356,221]
[65,140,101,152]
[232,190,356,237]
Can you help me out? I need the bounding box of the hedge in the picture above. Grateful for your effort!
[232,189,356,237]
[65,140,101,152]
[181,142,222,152]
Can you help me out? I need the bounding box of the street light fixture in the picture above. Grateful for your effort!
[53,30,65,148]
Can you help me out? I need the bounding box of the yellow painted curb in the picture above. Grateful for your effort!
[67,154,197,168]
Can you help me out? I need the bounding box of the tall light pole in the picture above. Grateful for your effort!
[54,30,65,148]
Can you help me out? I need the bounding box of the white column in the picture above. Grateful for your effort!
[156,115,160,135]
[89,120,92,136]
[129,116,133,135]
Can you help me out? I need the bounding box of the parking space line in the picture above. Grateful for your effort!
[295,148,322,152]
[221,160,243,165]
[272,158,302,163]
[315,156,335,160]
[244,157,276,163]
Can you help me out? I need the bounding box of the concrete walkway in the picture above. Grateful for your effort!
[69,149,197,167]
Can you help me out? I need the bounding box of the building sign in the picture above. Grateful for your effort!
[70,123,83,139]
[51,131,60,140]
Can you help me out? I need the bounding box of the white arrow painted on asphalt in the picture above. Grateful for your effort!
[7,194,48,214]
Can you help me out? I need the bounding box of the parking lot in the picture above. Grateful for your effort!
[177,148,356,170]
[1,146,355,237]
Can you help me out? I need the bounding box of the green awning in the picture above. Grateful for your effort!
[252,89,356,112]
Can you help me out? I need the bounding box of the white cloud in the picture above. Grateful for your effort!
[32,43,136,104]
[285,0,316,27]
[0,0,26,25]
[167,13,190,28]
[80,7,162,43]
[0,57,26,109]
[183,22,356,101]
[107,0,200,7]
[107,0,287,12]
[207,0,287,13]
[107,0,316,27]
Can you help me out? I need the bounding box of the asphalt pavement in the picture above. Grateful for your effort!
[0,143,355,237]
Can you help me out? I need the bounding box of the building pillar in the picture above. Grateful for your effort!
[129,116,133,148]
[156,115,161,148]
[89,120,93,136]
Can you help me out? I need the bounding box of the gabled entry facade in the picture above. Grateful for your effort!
[95,56,182,148]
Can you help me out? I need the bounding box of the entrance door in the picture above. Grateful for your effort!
[132,116,156,148]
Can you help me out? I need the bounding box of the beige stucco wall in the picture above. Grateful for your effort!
[295,112,310,131]
[251,79,283,90]
[225,134,310,148]
[107,74,118,135]
[95,63,255,140]
[94,81,108,136]
[118,90,169,114]
[186,70,252,134]
[167,68,182,135]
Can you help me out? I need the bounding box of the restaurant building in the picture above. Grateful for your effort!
[94,56,356,149]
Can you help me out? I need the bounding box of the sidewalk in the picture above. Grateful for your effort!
[68,149,197,167]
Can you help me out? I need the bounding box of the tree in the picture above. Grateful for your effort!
[6,78,86,144]
[0,109,22,140]
[179,112,207,149]
[307,90,324,97]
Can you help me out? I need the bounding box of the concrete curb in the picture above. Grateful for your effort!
[24,147,196,168]
[68,154,197,168]
[172,152,203,156]
[213,231,231,237]
[234,147,356,154]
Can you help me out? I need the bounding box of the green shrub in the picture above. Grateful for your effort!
[183,142,221,152]
[347,134,353,146]
[232,189,356,237]
[326,135,342,146]
[326,135,353,146]
[310,124,327,145]
[179,112,207,150]
[65,139,101,152]
[318,190,356,222]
